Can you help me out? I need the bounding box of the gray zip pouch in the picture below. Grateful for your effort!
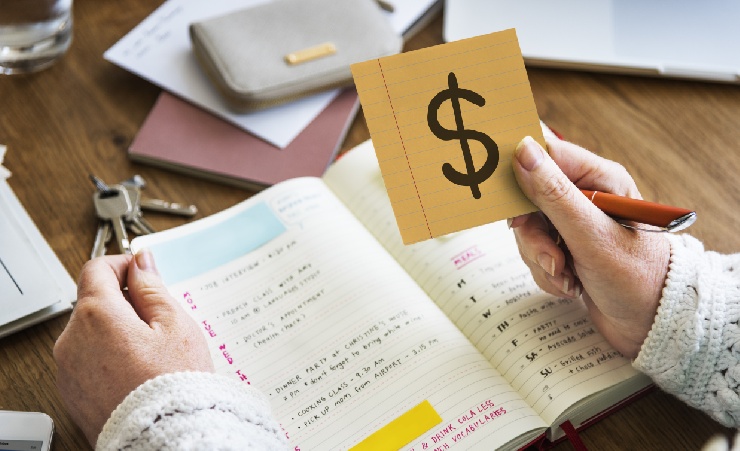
[190,0,402,112]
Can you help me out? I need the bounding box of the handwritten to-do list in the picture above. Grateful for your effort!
[351,29,545,244]
[132,141,650,450]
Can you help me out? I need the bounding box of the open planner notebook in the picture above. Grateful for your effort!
[131,140,652,450]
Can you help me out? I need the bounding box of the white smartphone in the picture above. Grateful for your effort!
[0,411,54,451]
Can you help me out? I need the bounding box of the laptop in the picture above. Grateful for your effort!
[444,0,740,83]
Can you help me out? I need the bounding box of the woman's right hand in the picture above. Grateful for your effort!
[509,135,671,358]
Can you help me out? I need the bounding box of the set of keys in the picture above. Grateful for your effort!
[90,174,197,259]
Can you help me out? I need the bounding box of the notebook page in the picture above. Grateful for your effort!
[350,29,545,244]
[324,141,649,427]
[132,177,546,450]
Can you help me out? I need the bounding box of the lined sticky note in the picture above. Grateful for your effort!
[349,400,442,451]
[351,29,545,244]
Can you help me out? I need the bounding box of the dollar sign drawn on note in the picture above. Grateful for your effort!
[427,72,499,199]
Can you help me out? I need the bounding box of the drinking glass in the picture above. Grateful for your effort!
[0,0,73,74]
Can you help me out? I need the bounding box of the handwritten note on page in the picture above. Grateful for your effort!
[323,141,651,439]
[351,29,545,244]
[131,178,547,450]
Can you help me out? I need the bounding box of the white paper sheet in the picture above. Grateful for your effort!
[0,145,11,179]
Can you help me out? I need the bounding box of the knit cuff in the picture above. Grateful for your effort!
[96,371,288,450]
[633,233,705,379]
[633,234,740,420]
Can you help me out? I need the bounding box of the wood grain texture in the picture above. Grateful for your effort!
[0,3,737,450]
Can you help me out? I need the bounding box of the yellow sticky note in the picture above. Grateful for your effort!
[349,400,442,451]
[351,29,545,244]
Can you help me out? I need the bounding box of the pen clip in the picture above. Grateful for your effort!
[617,211,696,233]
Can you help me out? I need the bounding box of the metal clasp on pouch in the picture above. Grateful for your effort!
[284,42,337,65]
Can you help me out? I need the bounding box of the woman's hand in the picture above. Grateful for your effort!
[54,251,214,446]
[510,136,670,358]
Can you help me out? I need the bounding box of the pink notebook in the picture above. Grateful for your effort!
[129,89,359,191]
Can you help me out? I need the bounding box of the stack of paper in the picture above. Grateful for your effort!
[0,145,76,339]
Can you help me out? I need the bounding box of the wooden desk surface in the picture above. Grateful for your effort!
[1,2,738,450]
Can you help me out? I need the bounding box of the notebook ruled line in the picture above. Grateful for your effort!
[400,189,526,223]
[386,80,530,115]
[378,59,433,240]
[388,158,515,200]
[364,91,533,138]
[372,113,540,157]
[352,38,519,83]
[362,59,525,105]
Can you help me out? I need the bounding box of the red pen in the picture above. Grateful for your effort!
[580,189,696,232]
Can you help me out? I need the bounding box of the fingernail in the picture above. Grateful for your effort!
[537,253,556,277]
[515,136,544,171]
[135,249,158,273]
[506,218,513,229]
[562,276,570,295]
[575,284,582,298]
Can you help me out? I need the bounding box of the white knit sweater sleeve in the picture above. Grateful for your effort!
[95,372,290,451]
[633,234,740,427]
